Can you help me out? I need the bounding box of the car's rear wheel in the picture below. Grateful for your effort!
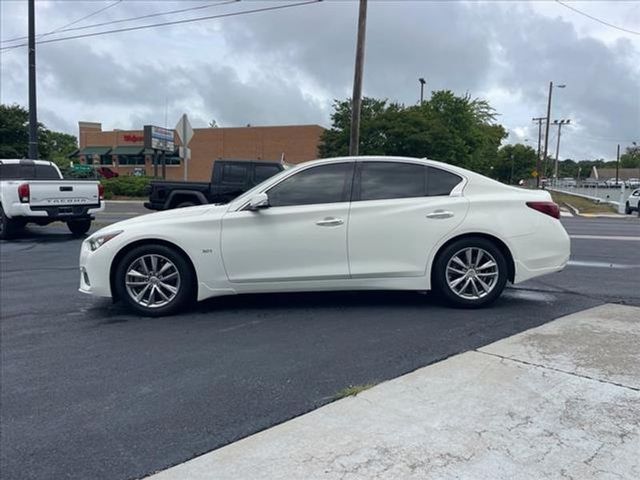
[625,202,631,214]
[67,218,92,236]
[433,237,508,308]
[114,244,195,316]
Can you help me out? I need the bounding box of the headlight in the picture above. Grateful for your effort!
[88,230,123,251]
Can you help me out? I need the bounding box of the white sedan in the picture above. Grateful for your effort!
[79,156,570,316]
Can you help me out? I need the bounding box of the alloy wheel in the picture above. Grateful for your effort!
[445,247,499,300]
[125,254,181,308]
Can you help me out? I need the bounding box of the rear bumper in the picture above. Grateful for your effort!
[8,202,104,219]
[509,219,571,284]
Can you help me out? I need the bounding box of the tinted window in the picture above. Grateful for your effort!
[268,163,353,207]
[254,164,281,184]
[222,164,248,184]
[359,162,427,201]
[0,163,60,180]
[427,167,462,196]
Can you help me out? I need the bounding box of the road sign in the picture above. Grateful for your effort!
[179,146,191,159]
[175,114,194,146]
[176,114,194,181]
[143,125,174,152]
[532,170,538,178]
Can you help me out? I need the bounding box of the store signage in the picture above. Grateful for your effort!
[123,134,144,143]
[143,125,175,152]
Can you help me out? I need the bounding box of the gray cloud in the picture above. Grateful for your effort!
[1,0,638,161]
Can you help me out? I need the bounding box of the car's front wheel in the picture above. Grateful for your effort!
[625,202,632,214]
[114,244,195,316]
[433,237,508,308]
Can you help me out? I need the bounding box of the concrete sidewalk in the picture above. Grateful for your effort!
[147,304,640,480]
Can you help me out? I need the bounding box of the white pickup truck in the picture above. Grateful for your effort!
[0,159,104,239]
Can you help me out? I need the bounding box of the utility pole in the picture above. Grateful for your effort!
[28,0,38,159]
[419,78,426,104]
[553,119,570,179]
[349,0,368,156]
[532,117,546,187]
[615,143,620,185]
[542,82,566,185]
[542,82,553,184]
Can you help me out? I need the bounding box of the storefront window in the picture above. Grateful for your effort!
[164,153,181,165]
[99,155,112,165]
[118,154,146,165]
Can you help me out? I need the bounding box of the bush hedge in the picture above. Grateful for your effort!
[101,176,151,199]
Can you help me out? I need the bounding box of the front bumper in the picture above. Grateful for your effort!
[78,239,114,298]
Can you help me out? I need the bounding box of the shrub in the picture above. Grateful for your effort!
[101,176,151,199]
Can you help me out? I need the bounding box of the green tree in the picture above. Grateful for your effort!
[0,104,77,165]
[620,144,640,168]
[494,143,537,184]
[319,91,507,175]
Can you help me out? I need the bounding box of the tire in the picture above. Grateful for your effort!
[432,237,508,308]
[114,244,195,316]
[0,205,20,240]
[67,218,92,236]
[176,201,196,209]
[625,202,631,215]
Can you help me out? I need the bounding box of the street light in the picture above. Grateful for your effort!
[541,82,566,185]
[419,77,426,104]
[552,119,571,180]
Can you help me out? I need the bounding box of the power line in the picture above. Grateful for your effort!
[0,0,322,52]
[38,0,124,40]
[2,0,237,45]
[554,0,640,36]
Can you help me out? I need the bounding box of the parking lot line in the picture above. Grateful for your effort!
[570,234,640,241]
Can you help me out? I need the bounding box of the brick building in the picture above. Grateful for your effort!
[73,121,325,181]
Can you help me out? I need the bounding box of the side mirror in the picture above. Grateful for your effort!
[246,192,270,211]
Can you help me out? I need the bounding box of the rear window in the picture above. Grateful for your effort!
[427,167,462,196]
[221,164,248,185]
[0,163,61,180]
[254,164,282,184]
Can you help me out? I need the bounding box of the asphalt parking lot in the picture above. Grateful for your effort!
[1,203,639,480]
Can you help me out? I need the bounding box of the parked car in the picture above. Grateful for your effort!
[1,159,104,239]
[79,156,570,316]
[559,177,576,187]
[605,178,625,188]
[627,178,640,188]
[625,189,640,214]
[144,160,285,211]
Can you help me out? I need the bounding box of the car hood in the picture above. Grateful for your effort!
[93,203,226,235]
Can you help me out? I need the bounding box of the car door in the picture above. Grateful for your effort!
[221,162,355,283]
[348,161,469,278]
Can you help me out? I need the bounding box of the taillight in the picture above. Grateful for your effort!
[98,183,105,201]
[527,201,560,219]
[18,183,30,203]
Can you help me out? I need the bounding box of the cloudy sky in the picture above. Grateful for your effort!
[1,0,638,160]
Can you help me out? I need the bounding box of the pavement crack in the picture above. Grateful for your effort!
[476,350,640,393]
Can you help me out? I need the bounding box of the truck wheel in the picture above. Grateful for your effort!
[67,219,92,236]
[176,202,196,208]
[0,205,19,240]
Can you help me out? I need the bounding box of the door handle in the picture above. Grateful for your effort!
[426,210,454,219]
[316,217,344,227]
